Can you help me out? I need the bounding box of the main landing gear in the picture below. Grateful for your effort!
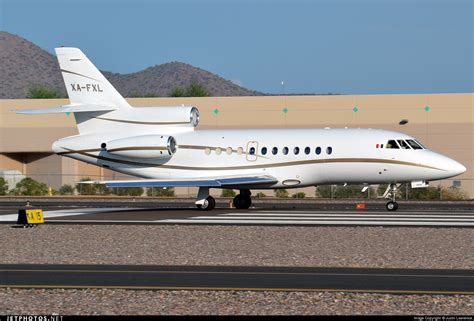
[195,187,215,211]
[384,183,399,211]
[233,189,252,209]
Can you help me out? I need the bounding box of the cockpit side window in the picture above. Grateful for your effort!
[406,139,423,150]
[386,140,399,149]
[397,140,411,149]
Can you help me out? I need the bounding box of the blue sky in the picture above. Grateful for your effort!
[1,0,472,94]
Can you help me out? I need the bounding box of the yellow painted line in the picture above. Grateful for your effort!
[0,284,472,295]
[1,269,472,278]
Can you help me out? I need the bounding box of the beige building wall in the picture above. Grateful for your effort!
[1,93,472,197]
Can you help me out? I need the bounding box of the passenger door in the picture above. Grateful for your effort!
[246,141,258,162]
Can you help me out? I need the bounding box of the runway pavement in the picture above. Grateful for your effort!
[0,206,473,227]
[1,264,472,294]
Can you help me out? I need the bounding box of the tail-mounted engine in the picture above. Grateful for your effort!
[105,135,177,159]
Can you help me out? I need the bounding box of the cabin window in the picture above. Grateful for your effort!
[216,147,222,155]
[406,139,423,150]
[249,147,255,155]
[237,147,243,155]
[294,147,300,155]
[305,147,310,155]
[397,140,411,149]
[315,147,321,155]
[283,147,289,155]
[272,147,278,155]
[386,140,400,149]
[226,147,232,155]
[326,147,333,155]
[205,148,211,155]
[261,147,267,155]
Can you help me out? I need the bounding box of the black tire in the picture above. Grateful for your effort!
[233,194,251,209]
[386,201,398,211]
[197,196,216,211]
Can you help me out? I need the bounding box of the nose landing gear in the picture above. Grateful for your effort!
[384,183,399,211]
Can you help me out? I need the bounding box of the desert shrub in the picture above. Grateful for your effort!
[0,178,8,195]
[10,177,48,196]
[147,187,175,197]
[75,177,111,195]
[274,189,289,198]
[255,192,266,198]
[441,187,469,200]
[315,185,332,198]
[292,192,306,199]
[333,185,365,199]
[221,189,236,197]
[59,184,74,195]
[113,187,144,196]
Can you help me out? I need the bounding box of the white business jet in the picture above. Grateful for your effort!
[17,48,466,211]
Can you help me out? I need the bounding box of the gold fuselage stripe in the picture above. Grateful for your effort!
[58,147,445,171]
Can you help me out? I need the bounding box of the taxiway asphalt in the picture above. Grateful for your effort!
[1,264,472,295]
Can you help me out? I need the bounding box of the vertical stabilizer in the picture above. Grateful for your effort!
[55,47,131,109]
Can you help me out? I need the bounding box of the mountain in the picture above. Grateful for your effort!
[0,32,261,99]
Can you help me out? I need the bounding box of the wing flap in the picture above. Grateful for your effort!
[84,175,278,188]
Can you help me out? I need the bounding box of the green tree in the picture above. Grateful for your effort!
[76,177,99,195]
[170,82,210,97]
[221,189,236,197]
[27,85,64,99]
[255,192,266,198]
[147,187,175,197]
[170,86,186,97]
[274,189,289,198]
[59,184,74,195]
[186,81,210,97]
[0,178,8,195]
[10,177,48,196]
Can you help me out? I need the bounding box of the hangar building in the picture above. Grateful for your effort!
[0,93,472,197]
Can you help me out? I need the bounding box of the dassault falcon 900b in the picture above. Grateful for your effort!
[17,47,466,211]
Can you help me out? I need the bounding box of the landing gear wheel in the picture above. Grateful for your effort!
[386,201,398,211]
[197,196,216,211]
[233,194,252,209]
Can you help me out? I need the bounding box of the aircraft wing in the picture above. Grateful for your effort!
[14,103,117,114]
[84,175,278,188]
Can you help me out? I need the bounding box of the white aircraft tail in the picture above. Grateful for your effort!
[55,47,131,110]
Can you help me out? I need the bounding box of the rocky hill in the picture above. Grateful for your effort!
[0,32,261,99]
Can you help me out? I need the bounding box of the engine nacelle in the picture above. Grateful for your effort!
[106,135,177,159]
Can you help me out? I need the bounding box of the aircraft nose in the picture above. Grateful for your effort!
[450,160,466,176]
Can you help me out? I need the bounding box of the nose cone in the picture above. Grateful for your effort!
[449,159,466,177]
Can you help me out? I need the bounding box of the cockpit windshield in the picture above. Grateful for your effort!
[386,140,400,149]
[406,139,424,150]
[397,140,411,149]
[385,139,425,150]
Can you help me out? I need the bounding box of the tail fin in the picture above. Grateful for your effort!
[55,47,131,109]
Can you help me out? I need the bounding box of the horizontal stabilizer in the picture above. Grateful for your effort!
[14,104,117,114]
[82,175,278,188]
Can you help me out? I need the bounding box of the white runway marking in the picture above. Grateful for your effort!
[158,210,474,227]
[0,208,142,222]
[1,208,472,227]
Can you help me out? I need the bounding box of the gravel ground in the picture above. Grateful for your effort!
[0,288,472,315]
[0,225,472,268]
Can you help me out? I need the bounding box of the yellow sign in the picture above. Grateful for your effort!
[25,209,44,224]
